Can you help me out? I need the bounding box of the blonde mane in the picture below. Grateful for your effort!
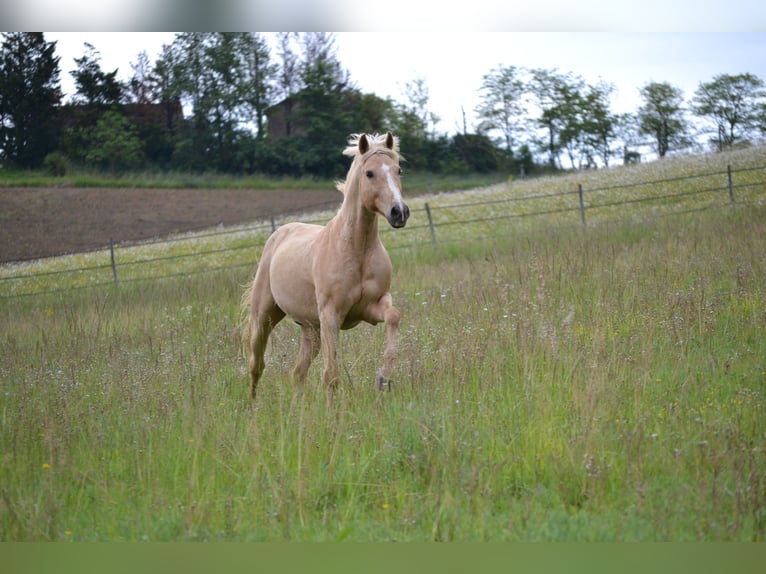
[336,133,401,194]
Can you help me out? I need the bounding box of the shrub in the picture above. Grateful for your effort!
[42,151,69,176]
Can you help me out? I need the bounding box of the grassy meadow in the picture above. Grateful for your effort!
[1,149,765,541]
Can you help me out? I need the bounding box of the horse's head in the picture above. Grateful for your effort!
[348,132,410,229]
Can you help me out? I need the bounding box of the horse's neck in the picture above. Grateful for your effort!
[332,179,379,253]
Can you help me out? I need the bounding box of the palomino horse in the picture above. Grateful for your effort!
[242,132,410,405]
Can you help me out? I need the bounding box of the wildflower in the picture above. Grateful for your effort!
[42,463,51,470]
[381,502,389,510]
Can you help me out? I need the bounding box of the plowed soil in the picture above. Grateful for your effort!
[0,187,343,262]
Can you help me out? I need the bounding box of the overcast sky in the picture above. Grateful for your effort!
[43,31,766,136]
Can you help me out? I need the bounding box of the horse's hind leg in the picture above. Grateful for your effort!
[248,305,284,400]
[292,324,320,386]
[247,268,285,400]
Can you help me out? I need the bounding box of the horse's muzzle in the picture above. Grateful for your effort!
[388,203,410,228]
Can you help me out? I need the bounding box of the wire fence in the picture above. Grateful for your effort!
[1,163,764,300]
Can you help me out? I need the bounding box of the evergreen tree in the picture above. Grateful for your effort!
[70,42,123,107]
[296,32,353,177]
[0,32,62,168]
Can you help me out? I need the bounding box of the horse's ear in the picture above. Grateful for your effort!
[385,131,394,150]
[358,134,370,155]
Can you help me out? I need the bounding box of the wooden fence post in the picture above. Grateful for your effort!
[578,184,587,226]
[110,239,118,286]
[727,164,735,204]
[424,203,437,247]
[270,217,277,233]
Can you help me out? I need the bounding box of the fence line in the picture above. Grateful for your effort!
[2,163,764,300]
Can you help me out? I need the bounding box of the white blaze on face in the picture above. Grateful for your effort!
[382,164,403,209]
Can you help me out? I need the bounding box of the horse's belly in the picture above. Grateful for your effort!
[268,224,321,324]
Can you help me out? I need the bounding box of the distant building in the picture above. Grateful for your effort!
[57,101,184,133]
[265,96,305,140]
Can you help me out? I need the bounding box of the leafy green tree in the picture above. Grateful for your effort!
[637,81,690,158]
[345,92,397,135]
[579,81,619,167]
[535,70,587,169]
[168,32,279,172]
[388,102,430,170]
[475,65,526,155]
[450,133,498,173]
[0,32,62,168]
[691,73,766,151]
[84,109,144,171]
[527,68,576,169]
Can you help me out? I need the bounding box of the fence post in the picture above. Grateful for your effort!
[578,184,587,226]
[424,203,437,247]
[270,217,277,233]
[110,239,118,286]
[727,164,735,204]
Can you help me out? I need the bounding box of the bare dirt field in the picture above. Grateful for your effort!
[0,186,343,262]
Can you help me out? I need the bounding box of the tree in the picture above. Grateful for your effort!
[450,133,498,173]
[475,65,526,155]
[169,33,258,171]
[0,32,62,168]
[127,49,158,105]
[273,32,301,137]
[153,42,184,132]
[527,68,577,169]
[613,112,644,164]
[295,32,354,177]
[691,73,766,151]
[555,79,589,170]
[579,81,619,167]
[70,42,123,107]
[403,75,439,138]
[84,110,144,171]
[637,81,690,158]
[242,33,277,141]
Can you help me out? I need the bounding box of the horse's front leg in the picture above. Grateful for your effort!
[318,308,341,407]
[368,293,400,391]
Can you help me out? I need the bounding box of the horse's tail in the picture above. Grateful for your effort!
[239,280,254,358]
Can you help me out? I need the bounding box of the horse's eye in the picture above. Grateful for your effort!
[366,170,374,178]
[398,167,402,175]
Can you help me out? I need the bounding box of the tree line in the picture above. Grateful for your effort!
[2,32,765,179]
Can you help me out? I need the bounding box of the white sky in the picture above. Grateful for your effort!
[44,32,766,136]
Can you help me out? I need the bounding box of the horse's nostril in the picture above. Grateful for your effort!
[403,204,410,220]
[391,205,401,220]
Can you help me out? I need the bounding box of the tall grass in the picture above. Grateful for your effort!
[1,200,764,540]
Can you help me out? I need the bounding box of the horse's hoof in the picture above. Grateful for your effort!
[376,371,391,391]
